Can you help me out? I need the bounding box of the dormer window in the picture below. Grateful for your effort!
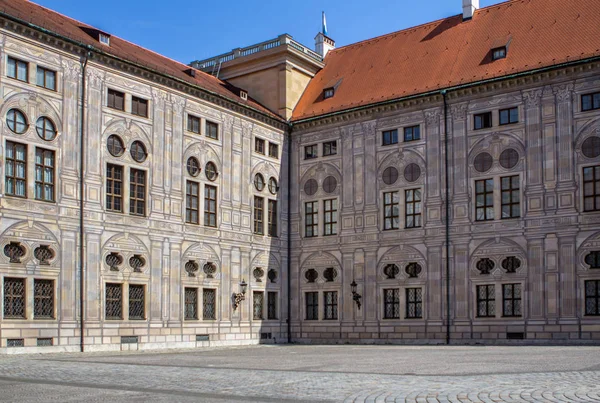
[240,90,248,101]
[323,87,334,99]
[492,46,506,61]
[99,33,110,46]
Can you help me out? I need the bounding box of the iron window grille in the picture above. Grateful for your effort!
[186,181,200,224]
[474,112,492,130]
[501,175,520,219]
[268,142,279,159]
[499,107,518,125]
[129,255,146,273]
[128,285,145,320]
[187,115,200,133]
[323,267,337,282]
[254,196,264,235]
[502,283,522,317]
[583,166,600,212]
[5,141,27,197]
[35,117,57,141]
[502,256,521,273]
[185,260,199,277]
[268,269,277,283]
[36,66,56,90]
[4,242,26,263]
[129,169,146,216]
[130,141,147,163]
[184,287,198,320]
[384,264,400,279]
[204,185,217,227]
[585,251,600,269]
[384,289,400,319]
[475,179,494,221]
[267,292,277,320]
[255,138,265,154]
[7,57,28,81]
[34,279,54,319]
[107,135,125,157]
[34,245,54,265]
[305,269,318,283]
[3,278,26,318]
[131,96,148,117]
[203,288,216,320]
[323,141,337,156]
[206,121,219,140]
[35,148,55,202]
[582,92,600,112]
[585,280,600,316]
[406,288,423,319]
[105,283,123,320]
[106,252,123,271]
[305,292,318,320]
[107,89,125,111]
[323,291,338,320]
[268,200,278,237]
[403,125,420,142]
[405,189,422,228]
[405,262,422,278]
[477,284,495,317]
[476,258,495,275]
[37,338,53,347]
[323,199,338,236]
[106,164,123,212]
[6,109,28,134]
[7,339,24,347]
[383,191,400,230]
[304,145,318,159]
[305,201,319,237]
[253,291,264,320]
[382,129,398,146]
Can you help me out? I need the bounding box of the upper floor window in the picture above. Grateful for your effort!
[323,141,337,156]
[305,201,318,237]
[255,138,265,154]
[383,191,399,230]
[582,92,600,112]
[36,67,56,91]
[268,200,278,237]
[323,87,334,99]
[206,121,218,140]
[491,46,507,61]
[501,175,520,218]
[7,57,28,82]
[35,148,55,202]
[6,109,28,134]
[5,141,27,198]
[475,179,494,221]
[204,185,217,227]
[35,117,57,141]
[305,145,318,160]
[107,135,125,157]
[268,142,279,159]
[585,280,600,316]
[253,196,264,235]
[107,89,125,111]
[323,199,338,236]
[186,181,200,224]
[187,115,200,134]
[106,164,123,213]
[130,141,148,163]
[403,126,420,142]
[474,112,492,130]
[129,169,146,216]
[382,129,398,146]
[499,107,518,125]
[583,166,600,212]
[405,189,422,228]
[131,96,148,118]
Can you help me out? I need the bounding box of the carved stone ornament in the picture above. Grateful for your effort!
[253,267,265,282]
[4,242,25,263]
[203,262,217,278]
[522,89,543,109]
[185,260,199,277]
[405,262,422,278]
[383,264,400,279]
[268,269,277,283]
[501,256,521,273]
[105,252,123,272]
[305,269,318,283]
[552,84,574,103]
[450,103,468,121]
[476,258,495,275]
[323,267,337,282]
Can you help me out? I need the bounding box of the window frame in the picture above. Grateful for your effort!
[128,284,146,320]
[36,66,56,91]
[106,164,123,213]
[323,198,338,236]
[323,140,337,156]
[581,92,600,112]
[583,165,600,212]
[405,287,423,319]
[383,191,400,230]
[382,129,398,146]
[255,138,265,154]
[305,291,318,320]
[304,201,319,237]
[204,184,218,227]
[129,168,146,216]
[107,89,125,111]
[502,283,522,318]
[403,125,420,142]
[5,141,27,198]
[7,56,28,82]
[184,287,199,320]
[253,291,264,320]
[499,107,519,125]
[34,147,55,202]
[501,175,520,219]
[203,288,217,320]
[253,196,264,235]
[383,288,400,319]
[33,279,55,319]
[474,112,493,130]
[304,144,318,160]
[187,114,201,134]
[186,180,200,224]
[405,188,422,229]
[585,280,600,316]
[323,291,338,320]
[206,121,219,140]
[268,142,279,159]
[475,178,494,221]
[3,277,26,319]
[105,283,123,320]
[131,96,148,118]
[268,199,278,237]
[267,291,278,320]
[476,284,495,318]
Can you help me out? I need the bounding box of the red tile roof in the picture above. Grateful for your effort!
[293,0,600,121]
[0,0,283,121]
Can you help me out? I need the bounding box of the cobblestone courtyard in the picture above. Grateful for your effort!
[0,345,599,402]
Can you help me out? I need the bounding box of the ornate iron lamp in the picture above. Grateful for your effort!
[351,280,362,310]
[233,279,248,311]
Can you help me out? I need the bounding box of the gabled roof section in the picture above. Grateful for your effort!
[0,0,282,122]
[292,0,600,121]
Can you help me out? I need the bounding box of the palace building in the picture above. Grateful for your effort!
[0,0,600,352]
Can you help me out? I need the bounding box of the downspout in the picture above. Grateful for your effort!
[441,90,450,345]
[79,52,90,352]
[287,125,293,343]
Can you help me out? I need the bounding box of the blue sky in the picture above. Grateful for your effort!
[34,0,499,63]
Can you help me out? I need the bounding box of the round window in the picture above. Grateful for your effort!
[382,167,399,185]
[130,141,147,163]
[6,109,28,134]
[268,177,278,194]
[304,179,318,196]
[499,148,520,169]
[187,157,200,176]
[205,162,218,181]
[404,163,421,182]
[107,135,125,157]
[35,117,57,141]
[474,152,493,173]
[254,173,265,191]
[323,176,337,193]
[582,136,600,159]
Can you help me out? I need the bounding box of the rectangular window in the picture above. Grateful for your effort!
[105,283,123,320]
[306,292,318,320]
[35,148,55,202]
[323,291,338,320]
[304,145,318,159]
[253,291,264,320]
[406,288,423,319]
[499,107,519,125]
[405,189,422,228]
[323,199,338,236]
[131,96,148,117]
[268,199,277,237]
[323,140,337,156]
[34,279,54,319]
[585,280,600,316]
[267,292,277,320]
[36,66,56,91]
[5,141,27,198]
[3,278,25,318]
[383,288,400,319]
[129,169,146,216]
[474,112,492,130]
[204,185,217,227]
[383,191,400,230]
[203,288,216,320]
[475,179,494,221]
[382,129,398,146]
[255,138,265,154]
[502,283,522,317]
[582,92,600,112]
[476,284,495,318]
[206,121,219,139]
[187,115,200,133]
[268,142,279,159]
[184,287,198,320]
[186,181,200,224]
[128,284,145,320]
[254,196,264,235]
[305,201,318,237]
[501,175,520,218]
[403,125,420,142]
[7,57,28,82]
[107,89,125,111]
[106,164,123,212]
[583,166,600,212]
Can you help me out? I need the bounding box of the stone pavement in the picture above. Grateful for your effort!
[0,345,599,402]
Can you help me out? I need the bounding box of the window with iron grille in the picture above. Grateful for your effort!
[106,164,123,212]
[406,288,423,319]
[203,288,216,320]
[186,181,200,224]
[475,179,494,221]
[582,92,600,112]
[35,148,55,202]
[5,141,27,198]
[585,280,600,316]
[34,279,54,319]
[206,121,219,139]
[36,66,56,91]
[107,89,125,111]
[204,185,217,227]
[382,129,398,146]
[254,196,264,235]
[304,144,318,159]
[383,289,400,319]
[477,284,495,318]
[187,115,200,133]
[105,283,122,320]
[404,125,420,142]
[267,292,277,320]
[585,251,600,269]
[501,175,520,218]
[305,201,318,237]
[128,284,145,320]
[129,169,146,216]
[253,291,264,320]
[324,199,338,236]
[405,189,422,228]
[131,96,148,117]
[268,200,277,237]
[268,142,279,159]
[499,107,518,125]
[502,283,522,317]
[3,278,25,319]
[474,112,492,130]
[323,291,338,320]
[583,166,600,212]
[7,57,28,81]
[323,141,337,156]
[184,287,198,320]
[255,138,265,154]
[383,191,400,230]
[305,292,318,320]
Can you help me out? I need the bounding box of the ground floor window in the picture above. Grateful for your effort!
[477,284,495,318]
[585,280,600,316]
[184,287,198,320]
[267,291,277,320]
[323,291,338,320]
[305,292,318,320]
[502,283,522,317]
[253,291,264,320]
[105,283,123,320]
[383,288,400,319]
[3,277,25,319]
[406,288,423,319]
[203,288,216,320]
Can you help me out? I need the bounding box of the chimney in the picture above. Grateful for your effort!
[462,0,479,20]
